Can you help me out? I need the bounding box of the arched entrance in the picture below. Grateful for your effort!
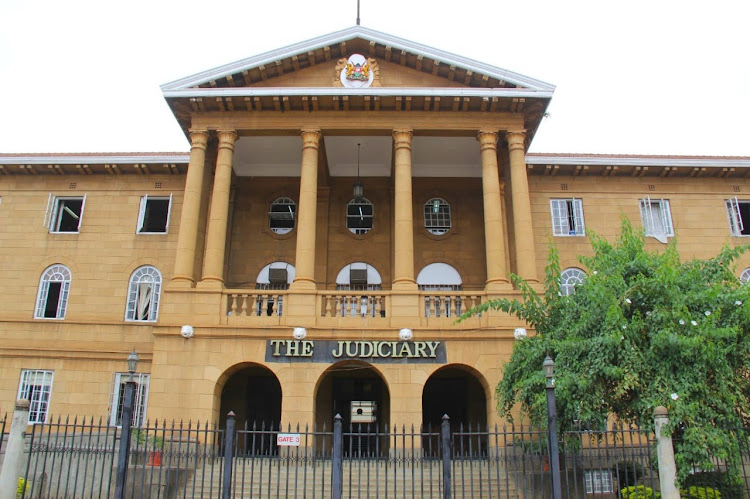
[219,363,282,430]
[314,361,390,456]
[422,365,488,454]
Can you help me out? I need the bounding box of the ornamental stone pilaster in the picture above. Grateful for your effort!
[392,129,417,291]
[198,130,238,288]
[478,130,509,290]
[290,129,322,290]
[507,130,538,283]
[171,129,209,287]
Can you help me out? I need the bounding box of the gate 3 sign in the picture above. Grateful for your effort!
[265,339,447,364]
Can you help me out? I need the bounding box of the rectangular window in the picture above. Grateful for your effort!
[639,197,673,243]
[18,370,54,424]
[584,470,614,494]
[726,197,750,236]
[550,198,585,236]
[44,194,86,233]
[137,194,172,233]
[109,373,150,427]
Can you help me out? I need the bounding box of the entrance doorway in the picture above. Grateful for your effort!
[422,365,488,455]
[219,364,282,453]
[315,361,390,456]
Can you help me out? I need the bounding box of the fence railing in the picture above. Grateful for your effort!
[321,291,387,318]
[16,415,750,498]
[421,292,483,318]
[225,290,288,317]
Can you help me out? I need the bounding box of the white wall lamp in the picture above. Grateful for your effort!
[293,327,307,340]
[398,328,413,341]
[181,325,194,339]
[514,327,527,340]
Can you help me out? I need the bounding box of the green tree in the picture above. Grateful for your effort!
[464,219,750,481]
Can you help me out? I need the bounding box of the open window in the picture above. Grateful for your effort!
[109,373,150,427]
[45,194,86,233]
[726,197,750,236]
[255,262,295,316]
[639,197,673,243]
[268,197,296,234]
[18,370,54,424]
[550,198,585,236]
[35,264,72,319]
[137,194,172,233]
[125,266,162,322]
[347,198,374,235]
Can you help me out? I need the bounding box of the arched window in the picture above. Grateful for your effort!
[335,262,382,291]
[35,264,71,319]
[560,267,586,296]
[268,197,296,234]
[255,262,295,316]
[424,198,451,235]
[125,266,162,322]
[417,263,463,317]
[346,198,374,235]
[741,268,750,284]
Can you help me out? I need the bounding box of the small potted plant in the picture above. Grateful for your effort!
[134,430,164,466]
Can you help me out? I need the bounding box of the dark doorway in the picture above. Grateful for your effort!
[315,361,390,456]
[220,364,282,454]
[422,365,488,455]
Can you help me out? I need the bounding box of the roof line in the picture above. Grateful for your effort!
[526,154,750,168]
[163,87,554,99]
[161,25,555,92]
[0,154,190,165]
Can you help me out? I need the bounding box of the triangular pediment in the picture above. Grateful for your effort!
[161,26,554,93]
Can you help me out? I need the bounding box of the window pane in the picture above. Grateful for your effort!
[56,199,83,232]
[142,199,170,233]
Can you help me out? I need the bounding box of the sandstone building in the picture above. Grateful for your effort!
[1,26,749,433]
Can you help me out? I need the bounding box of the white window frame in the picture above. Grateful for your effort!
[346,197,374,235]
[560,267,586,296]
[125,266,162,322]
[18,370,54,424]
[268,197,297,234]
[137,194,172,234]
[639,197,673,243]
[584,469,613,494]
[34,264,72,319]
[424,198,452,235]
[109,373,150,427]
[550,198,585,236]
[740,268,750,284]
[725,197,750,236]
[44,194,87,233]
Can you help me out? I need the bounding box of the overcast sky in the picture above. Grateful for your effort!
[0,0,748,156]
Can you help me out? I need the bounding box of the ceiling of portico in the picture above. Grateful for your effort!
[232,136,482,178]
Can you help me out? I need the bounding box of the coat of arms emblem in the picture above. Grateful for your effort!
[339,54,374,88]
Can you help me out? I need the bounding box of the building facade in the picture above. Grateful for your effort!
[1,26,750,432]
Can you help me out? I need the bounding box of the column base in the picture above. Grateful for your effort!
[484,280,513,293]
[196,277,224,290]
[288,279,317,291]
[168,276,195,289]
[391,279,418,292]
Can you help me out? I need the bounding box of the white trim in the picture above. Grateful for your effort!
[0,154,189,165]
[109,373,150,427]
[727,197,745,236]
[160,26,555,92]
[526,155,750,169]
[18,369,54,424]
[550,198,585,236]
[136,194,172,234]
[162,86,553,100]
[35,264,72,319]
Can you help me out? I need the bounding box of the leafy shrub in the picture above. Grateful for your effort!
[682,471,743,499]
[613,460,645,487]
[620,485,662,499]
[17,477,29,498]
[681,486,721,498]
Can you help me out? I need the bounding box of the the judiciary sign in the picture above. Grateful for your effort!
[265,339,447,364]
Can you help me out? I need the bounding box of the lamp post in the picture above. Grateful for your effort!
[544,355,562,499]
[115,348,139,499]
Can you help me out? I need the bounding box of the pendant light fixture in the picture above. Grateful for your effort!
[353,142,364,201]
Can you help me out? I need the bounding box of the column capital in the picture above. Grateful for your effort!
[506,130,527,152]
[188,129,210,149]
[392,129,413,150]
[301,129,322,150]
[217,130,238,150]
[477,131,499,152]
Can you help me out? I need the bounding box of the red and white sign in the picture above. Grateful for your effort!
[276,433,301,446]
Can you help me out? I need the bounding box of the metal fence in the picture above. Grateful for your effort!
[17,415,750,498]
